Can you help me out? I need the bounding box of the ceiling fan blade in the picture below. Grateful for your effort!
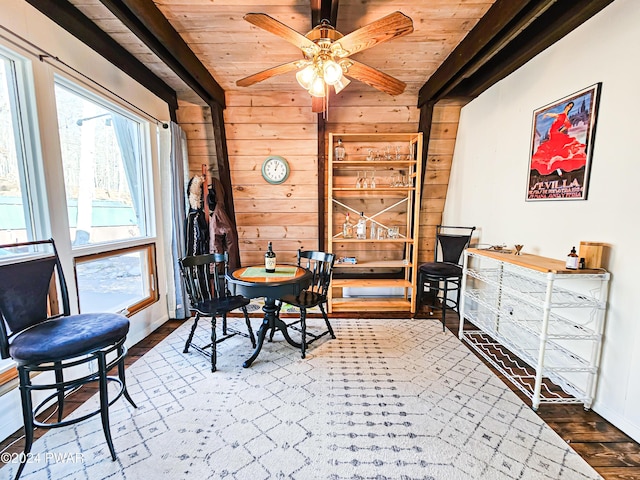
[335,11,413,57]
[345,60,406,96]
[244,13,318,53]
[311,97,324,113]
[236,61,300,87]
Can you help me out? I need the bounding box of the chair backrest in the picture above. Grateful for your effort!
[0,239,70,359]
[297,250,336,296]
[435,225,476,265]
[179,252,230,306]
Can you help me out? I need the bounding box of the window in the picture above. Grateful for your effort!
[54,79,150,247]
[0,48,44,247]
[75,244,158,316]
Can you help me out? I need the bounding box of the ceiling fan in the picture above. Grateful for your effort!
[236,11,414,112]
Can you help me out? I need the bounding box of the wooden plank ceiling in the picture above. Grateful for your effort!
[67,0,495,107]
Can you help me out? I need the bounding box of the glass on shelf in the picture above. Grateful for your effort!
[395,146,401,161]
[366,148,374,161]
[370,170,376,188]
[362,170,369,189]
[388,226,400,239]
[355,170,363,188]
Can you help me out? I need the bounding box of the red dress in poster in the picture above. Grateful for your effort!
[530,102,587,175]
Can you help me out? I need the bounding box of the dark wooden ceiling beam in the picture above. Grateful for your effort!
[418,0,614,106]
[312,0,339,29]
[312,0,339,251]
[450,0,615,99]
[100,0,225,108]
[24,0,177,115]
[418,0,552,106]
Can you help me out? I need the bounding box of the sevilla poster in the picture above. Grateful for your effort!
[527,83,601,201]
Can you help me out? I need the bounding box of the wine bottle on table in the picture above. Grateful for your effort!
[265,241,276,273]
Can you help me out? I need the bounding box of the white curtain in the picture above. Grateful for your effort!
[111,114,142,224]
[160,122,189,319]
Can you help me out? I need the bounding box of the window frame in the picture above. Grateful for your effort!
[0,45,49,246]
[73,242,159,317]
[53,74,156,252]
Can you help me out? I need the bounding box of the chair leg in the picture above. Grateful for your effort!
[441,282,448,332]
[242,306,256,348]
[54,361,64,423]
[118,345,137,409]
[183,313,200,353]
[300,308,307,359]
[222,313,228,336]
[16,367,34,480]
[319,303,335,339]
[211,316,217,372]
[97,352,117,461]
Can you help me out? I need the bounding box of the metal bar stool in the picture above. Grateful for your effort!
[0,239,136,480]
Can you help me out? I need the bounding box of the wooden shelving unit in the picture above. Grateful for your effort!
[327,132,423,314]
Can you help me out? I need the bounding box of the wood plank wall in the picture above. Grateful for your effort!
[177,92,463,271]
[420,100,464,263]
[176,100,218,181]
[224,91,319,266]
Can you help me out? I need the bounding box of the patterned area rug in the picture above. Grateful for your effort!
[1,318,602,480]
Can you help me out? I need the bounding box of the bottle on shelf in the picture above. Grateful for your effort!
[265,241,276,273]
[334,138,346,161]
[566,246,579,270]
[343,213,354,239]
[356,212,367,240]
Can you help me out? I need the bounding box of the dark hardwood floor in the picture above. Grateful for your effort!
[2,313,640,479]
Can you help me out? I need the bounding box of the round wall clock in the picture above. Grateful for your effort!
[261,155,290,184]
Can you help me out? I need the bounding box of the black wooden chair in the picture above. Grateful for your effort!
[0,239,136,480]
[416,225,476,330]
[179,252,256,372]
[275,250,336,358]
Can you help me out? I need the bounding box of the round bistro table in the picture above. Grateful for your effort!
[227,265,312,368]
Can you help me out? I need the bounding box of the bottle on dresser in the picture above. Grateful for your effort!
[356,212,367,240]
[265,241,276,273]
[343,213,354,239]
[566,246,579,270]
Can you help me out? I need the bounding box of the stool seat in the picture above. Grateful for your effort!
[419,262,462,278]
[10,313,130,364]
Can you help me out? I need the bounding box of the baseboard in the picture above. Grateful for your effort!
[593,403,640,444]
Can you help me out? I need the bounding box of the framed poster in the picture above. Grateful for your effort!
[526,83,601,201]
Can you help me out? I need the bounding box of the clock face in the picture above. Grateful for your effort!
[261,156,290,184]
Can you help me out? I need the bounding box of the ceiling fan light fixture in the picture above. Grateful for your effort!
[333,76,351,94]
[323,59,343,85]
[296,65,316,90]
[308,75,326,97]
